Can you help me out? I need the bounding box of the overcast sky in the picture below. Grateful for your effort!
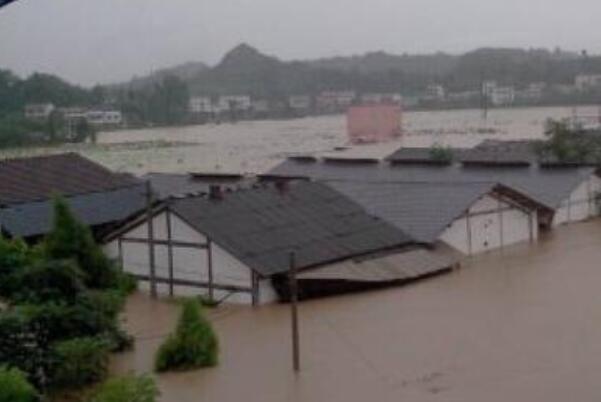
[1,0,600,86]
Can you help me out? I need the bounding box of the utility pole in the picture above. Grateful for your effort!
[289,252,300,372]
[146,181,157,299]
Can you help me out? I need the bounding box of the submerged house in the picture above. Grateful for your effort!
[0,153,146,241]
[267,148,601,254]
[103,181,457,304]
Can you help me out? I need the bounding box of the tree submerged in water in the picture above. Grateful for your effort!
[155,300,219,372]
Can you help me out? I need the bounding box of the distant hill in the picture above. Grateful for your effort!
[112,44,601,99]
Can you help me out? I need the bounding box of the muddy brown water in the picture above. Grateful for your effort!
[112,220,601,402]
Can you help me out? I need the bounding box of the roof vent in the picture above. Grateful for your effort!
[209,185,223,201]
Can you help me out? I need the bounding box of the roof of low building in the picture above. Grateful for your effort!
[327,181,544,244]
[0,184,147,238]
[168,181,414,277]
[0,153,139,206]
[144,172,254,200]
[268,158,596,209]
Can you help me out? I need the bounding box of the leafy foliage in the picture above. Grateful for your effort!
[0,366,38,402]
[43,197,120,289]
[50,337,110,389]
[89,375,159,402]
[429,144,454,163]
[155,300,218,372]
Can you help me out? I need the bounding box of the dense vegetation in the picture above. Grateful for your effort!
[155,299,219,372]
[0,197,136,397]
[89,375,159,402]
[0,366,38,402]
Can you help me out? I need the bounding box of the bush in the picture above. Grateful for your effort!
[89,375,158,402]
[0,366,38,402]
[9,260,86,304]
[0,237,39,300]
[44,197,120,289]
[155,300,218,372]
[50,337,110,389]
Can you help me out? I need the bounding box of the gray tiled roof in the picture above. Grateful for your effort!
[268,159,595,209]
[169,181,414,277]
[329,181,496,243]
[0,184,147,238]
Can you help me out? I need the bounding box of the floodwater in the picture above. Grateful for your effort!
[113,219,601,402]
[1,105,599,175]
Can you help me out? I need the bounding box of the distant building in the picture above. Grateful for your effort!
[575,74,601,91]
[217,95,252,112]
[423,85,445,101]
[288,95,312,111]
[347,104,402,144]
[361,93,402,105]
[189,96,214,114]
[251,99,270,114]
[24,103,55,120]
[516,83,546,102]
[86,109,123,127]
[316,91,356,113]
[490,86,515,106]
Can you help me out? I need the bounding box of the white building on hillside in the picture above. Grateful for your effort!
[189,96,214,114]
[25,103,55,120]
[575,74,601,91]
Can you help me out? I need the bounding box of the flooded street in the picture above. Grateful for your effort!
[1,105,598,175]
[113,219,601,402]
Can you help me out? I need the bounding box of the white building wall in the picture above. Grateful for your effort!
[553,174,601,226]
[104,211,278,305]
[439,194,536,255]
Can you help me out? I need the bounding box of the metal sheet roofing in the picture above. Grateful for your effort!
[0,153,139,206]
[298,247,457,282]
[328,181,498,243]
[169,181,414,277]
[268,158,596,209]
[0,184,147,238]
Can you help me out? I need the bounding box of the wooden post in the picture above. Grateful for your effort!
[117,237,124,270]
[146,181,157,299]
[165,201,175,298]
[207,238,214,301]
[289,252,300,372]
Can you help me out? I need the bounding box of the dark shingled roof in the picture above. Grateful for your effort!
[268,158,596,209]
[0,153,139,206]
[385,147,460,164]
[328,181,522,243]
[169,181,414,277]
[0,184,147,238]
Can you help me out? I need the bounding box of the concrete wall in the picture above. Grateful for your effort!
[553,174,601,227]
[440,194,537,255]
[104,210,278,305]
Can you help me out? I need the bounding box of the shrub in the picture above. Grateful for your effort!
[50,337,110,389]
[155,300,218,372]
[89,374,158,402]
[429,144,453,163]
[0,237,39,300]
[0,366,38,402]
[9,260,86,304]
[43,197,120,289]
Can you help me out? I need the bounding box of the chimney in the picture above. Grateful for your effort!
[209,185,223,201]
[275,179,289,194]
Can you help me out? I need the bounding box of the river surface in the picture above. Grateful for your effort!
[1,105,599,175]
[112,220,601,402]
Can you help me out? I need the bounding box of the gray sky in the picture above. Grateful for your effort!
[1,0,601,86]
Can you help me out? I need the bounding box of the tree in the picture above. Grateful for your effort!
[43,197,119,289]
[155,300,218,372]
[89,375,159,402]
[0,366,38,402]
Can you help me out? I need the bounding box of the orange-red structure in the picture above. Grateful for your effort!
[347,104,402,144]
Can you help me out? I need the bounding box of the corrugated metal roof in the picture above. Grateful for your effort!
[268,158,595,209]
[298,248,457,282]
[0,153,139,206]
[0,184,147,238]
[329,181,497,243]
[169,181,414,277]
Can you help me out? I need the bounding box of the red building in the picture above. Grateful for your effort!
[347,104,402,144]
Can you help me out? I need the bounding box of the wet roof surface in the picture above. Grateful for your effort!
[144,172,254,200]
[269,158,595,209]
[170,181,414,276]
[0,153,139,206]
[329,181,497,243]
[0,184,147,238]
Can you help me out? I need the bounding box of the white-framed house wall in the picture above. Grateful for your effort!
[439,193,539,255]
[103,209,279,305]
[552,172,601,226]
